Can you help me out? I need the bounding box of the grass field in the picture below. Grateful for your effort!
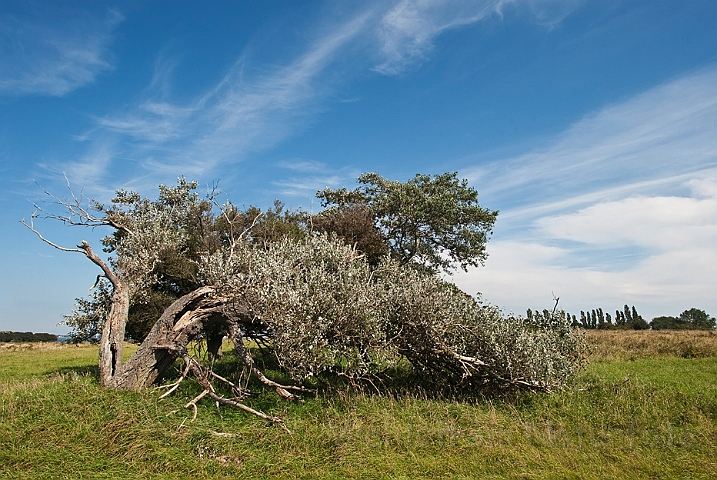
[1,330,716,479]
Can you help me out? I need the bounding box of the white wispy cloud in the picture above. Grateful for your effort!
[463,66,717,217]
[89,10,373,178]
[73,0,580,186]
[271,160,360,198]
[454,66,717,318]
[276,159,332,173]
[0,7,122,96]
[97,102,195,143]
[523,0,582,28]
[374,0,507,74]
[61,139,117,187]
[372,0,580,74]
[272,175,348,197]
[30,137,121,201]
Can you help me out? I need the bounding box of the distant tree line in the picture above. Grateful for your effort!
[0,331,58,342]
[528,305,648,330]
[529,305,715,331]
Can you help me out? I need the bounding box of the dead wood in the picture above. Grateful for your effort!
[107,286,228,390]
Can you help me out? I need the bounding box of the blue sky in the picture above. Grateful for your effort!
[1,0,716,334]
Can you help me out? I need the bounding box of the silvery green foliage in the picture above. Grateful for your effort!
[99,179,201,297]
[375,265,586,391]
[201,234,399,379]
[201,234,586,392]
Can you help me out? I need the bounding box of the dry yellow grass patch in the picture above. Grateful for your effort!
[0,341,74,352]
[585,329,717,361]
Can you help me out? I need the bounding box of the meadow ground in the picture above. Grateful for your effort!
[1,330,715,479]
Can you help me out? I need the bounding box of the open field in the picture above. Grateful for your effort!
[583,329,717,361]
[1,330,716,479]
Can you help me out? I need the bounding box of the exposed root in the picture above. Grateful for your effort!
[184,389,208,421]
[155,360,191,399]
[156,351,293,432]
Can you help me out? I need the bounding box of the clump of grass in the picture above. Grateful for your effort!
[585,329,717,361]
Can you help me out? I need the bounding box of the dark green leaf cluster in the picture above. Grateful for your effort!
[650,308,716,330]
[311,205,388,265]
[317,172,498,273]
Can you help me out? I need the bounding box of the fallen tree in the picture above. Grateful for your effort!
[24,175,586,429]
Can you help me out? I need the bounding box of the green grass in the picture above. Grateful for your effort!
[1,333,716,479]
[0,342,137,381]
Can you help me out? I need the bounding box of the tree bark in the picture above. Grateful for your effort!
[98,284,129,385]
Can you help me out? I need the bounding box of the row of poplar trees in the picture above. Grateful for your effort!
[527,305,649,330]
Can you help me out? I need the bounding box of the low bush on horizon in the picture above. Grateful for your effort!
[0,331,58,343]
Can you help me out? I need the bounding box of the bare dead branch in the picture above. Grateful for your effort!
[77,240,121,289]
[552,291,560,316]
[206,190,263,260]
[175,353,291,432]
[229,325,314,400]
[156,360,192,399]
[90,274,106,291]
[21,218,84,253]
[207,390,291,434]
[157,377,186,399]
[30,176,134,235]
[209,371,238,389]
[185,389,209,421]
[176,417,187,431]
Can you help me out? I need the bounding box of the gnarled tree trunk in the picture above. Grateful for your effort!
[67,240,130,387]
[108,286,231,390]
[98,283,129,386]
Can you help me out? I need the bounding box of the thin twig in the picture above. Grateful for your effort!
[184,389,209,421]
